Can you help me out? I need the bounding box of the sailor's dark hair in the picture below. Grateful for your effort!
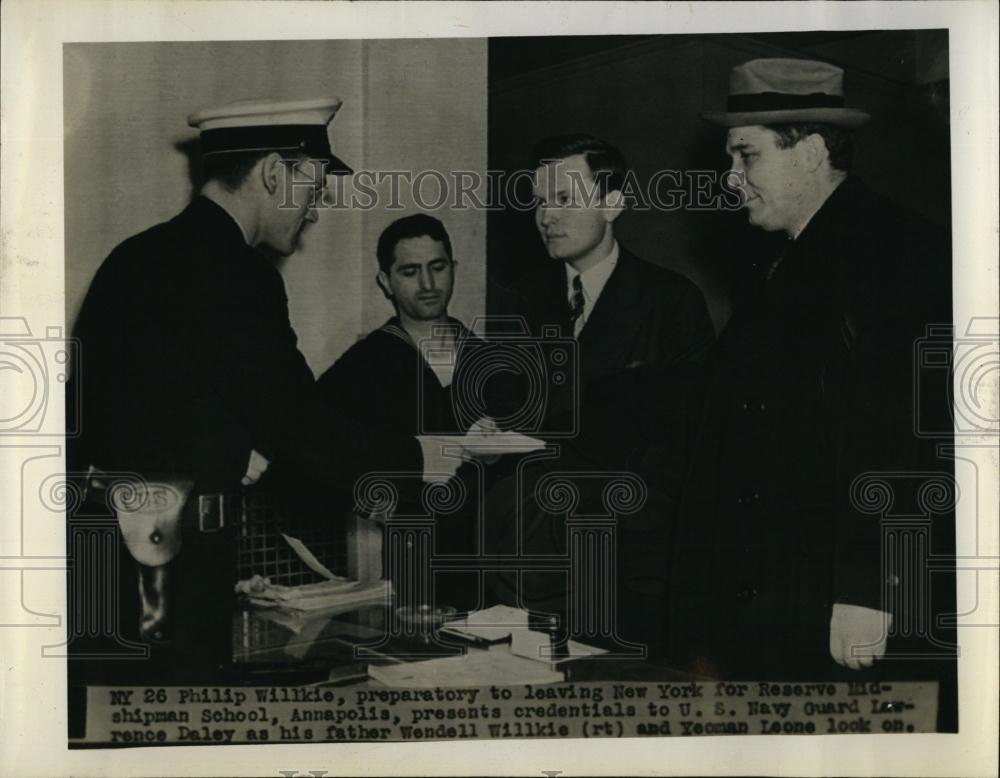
[376,214,453,273]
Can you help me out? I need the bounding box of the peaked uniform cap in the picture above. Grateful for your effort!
[701,58,870,129]
[187,97,353,174]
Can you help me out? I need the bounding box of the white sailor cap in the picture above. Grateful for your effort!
[187,97,353,174]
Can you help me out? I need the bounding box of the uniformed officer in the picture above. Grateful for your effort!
[68,98,464,681]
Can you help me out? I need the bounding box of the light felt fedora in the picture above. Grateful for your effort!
[701,58,870,129]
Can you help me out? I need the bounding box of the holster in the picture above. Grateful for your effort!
[82,468,193,643]
[87,468,244,640]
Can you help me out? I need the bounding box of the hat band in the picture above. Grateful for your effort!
[726,91,846,112]
[200,124,332,158]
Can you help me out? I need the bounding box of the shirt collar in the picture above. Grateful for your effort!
[565,240,619,301]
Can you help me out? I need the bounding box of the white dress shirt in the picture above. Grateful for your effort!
[565,241,619,337]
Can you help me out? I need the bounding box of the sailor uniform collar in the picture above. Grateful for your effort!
[379,317,473,348]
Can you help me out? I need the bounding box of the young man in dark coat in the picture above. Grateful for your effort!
[504,134,715,433]
[485,135,715,636]
[667,59,955,725]
[67,99,463,682]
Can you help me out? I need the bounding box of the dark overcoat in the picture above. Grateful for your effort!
[667,177,955,688]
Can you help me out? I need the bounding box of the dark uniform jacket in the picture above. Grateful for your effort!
[317,317,479,438]
[316,317,491,611]
[70,196,420,490]
[68,197,421,679]
[667,177,955,689]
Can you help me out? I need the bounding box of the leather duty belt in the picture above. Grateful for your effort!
[82,465,243,533]
[197,493,243,533]
[81,466,241,534]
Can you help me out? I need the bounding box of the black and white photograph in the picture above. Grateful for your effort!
[1,2,997,776]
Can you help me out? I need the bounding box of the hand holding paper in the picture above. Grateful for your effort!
[461,428,547,458]
[417,427,546,482]
[416,435,467,483]
[466,416,501,463]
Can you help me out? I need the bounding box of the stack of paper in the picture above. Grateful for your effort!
[236,519,392,623]
[368,645,564,687]
[440,604,529,642]
[236,531,392,616]
[440,604,609,661]
[239,576,392,614]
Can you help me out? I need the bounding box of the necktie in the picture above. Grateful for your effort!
[568,274,585,335]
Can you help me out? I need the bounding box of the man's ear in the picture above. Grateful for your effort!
[801,133,829,173]
[259,152,284,196]
[601,189,625,225]
[376,271,393,301]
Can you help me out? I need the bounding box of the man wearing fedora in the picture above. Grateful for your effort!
[665,59,955,719]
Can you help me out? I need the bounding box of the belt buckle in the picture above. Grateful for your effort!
[198,493,228,533]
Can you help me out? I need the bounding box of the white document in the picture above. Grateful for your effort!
[441,604,531,641]
[368,645,563,688]
[281,532,347,581]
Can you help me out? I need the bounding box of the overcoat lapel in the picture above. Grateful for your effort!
[578,250,642,381]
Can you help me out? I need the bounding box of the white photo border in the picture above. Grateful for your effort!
[1,1,997,776]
